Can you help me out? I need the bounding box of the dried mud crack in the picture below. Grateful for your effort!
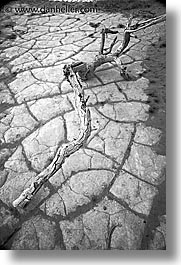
[0,0,166,250]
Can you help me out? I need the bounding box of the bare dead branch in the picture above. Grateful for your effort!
[12,67,91,208]
[100,28,119,55]
[104,36,118,55]
[12,14,166,208]
[100,28,106,55]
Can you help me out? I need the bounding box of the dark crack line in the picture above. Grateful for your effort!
[114,82,128,100]
[95,107,141,124]
[108,122,137,189]
[106,224,120,250]
[24,102,39,123]
[107,192,147,220]
[122,168,158,188]
[84,147,120,168]
[21,143,40,174]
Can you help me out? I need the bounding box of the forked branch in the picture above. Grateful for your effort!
[12,14,166,208]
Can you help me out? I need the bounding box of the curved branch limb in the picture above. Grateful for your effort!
[100,28,119,55]
[127,14,166,33]
[71,14,166,80]
[103,36,118,55]
[113,14,166,57]
[12,67,91,208]
[100,28,106,55]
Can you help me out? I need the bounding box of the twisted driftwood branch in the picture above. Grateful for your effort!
[72,14,166,80]
[12,14,165,208]
[100,28,118,55]
[13,67,91,208]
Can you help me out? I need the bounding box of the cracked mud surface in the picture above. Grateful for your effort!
[0,0,166,250]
